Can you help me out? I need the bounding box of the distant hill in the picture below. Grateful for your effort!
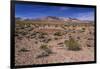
[15,16,94,24]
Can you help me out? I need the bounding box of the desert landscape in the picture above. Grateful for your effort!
[15,16,95,66]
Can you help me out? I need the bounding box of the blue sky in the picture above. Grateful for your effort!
[15,3,95,21]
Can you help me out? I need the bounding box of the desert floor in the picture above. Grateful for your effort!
[15,24,95,66]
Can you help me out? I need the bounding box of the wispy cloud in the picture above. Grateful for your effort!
[76,12,94,21]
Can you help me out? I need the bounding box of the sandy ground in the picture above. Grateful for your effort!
[15,27,94,66]
[15,39,94,65]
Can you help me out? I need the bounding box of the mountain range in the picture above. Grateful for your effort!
[16,16,94,23]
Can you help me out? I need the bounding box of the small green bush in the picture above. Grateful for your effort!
[64,40,69,46]
[64,38,81,51]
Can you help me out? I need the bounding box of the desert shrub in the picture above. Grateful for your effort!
[64,40,69,47]
[48,38,51,41]
[40,45,48,50]
[45,48,52,54]
[17,36,22,40]
[87,38,93,40]
[87,44,91,47]
[72,31,76,33]
[41,38,51,43]
[25,24,30,27]
[77,36,80,40]
[31,32,36,36]
[38,34,45,39]
[20,26,25,29]
[57,42,63,45]
[19,48,30,52]
[30,32,36,38]
[79,30,85,33]
[54,32,62,36]
[40,44,52,54]
[47,38,52,42]
[55,25,58,27]
[41,32,47,35]
[36,51,49,58]
[21,31,28,36]
[61,26,66,30]
[36,44,53,58]
[79,28,85,33]
[82,28,85,31]
[30,36,36,39]
[26,35,30,38]
[89,31,93,35]
[28,27,33,31]
[35,41,38,44]
[64,38,81,51]
[54,37,58,40]
[73,25,76,27]
[42,39,48,43]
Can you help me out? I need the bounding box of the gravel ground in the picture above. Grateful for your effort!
[15,24,95,66]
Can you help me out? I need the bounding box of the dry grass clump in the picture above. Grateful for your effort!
[54,32,62,36]
[40,45,52,54]
[64,37,81,51]
[80,28,86,33]
[54,37,58,40]
[19,47,30,52]
[36,44,52,58]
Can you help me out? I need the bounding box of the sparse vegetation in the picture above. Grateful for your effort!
[19,47,30,52]
[36,51,49,58]
[36,44,53,58]
[54,37,58,40]
[40,44,52,54]
[40,44,48,50]
[38,34,45,39]
[54,32,62,36]
[57,42,63,45]
[35,41,38,44]
[64,37,81,51]
[79,27,86,33]
[82,28,86,31]
[17,36,23,40]
[15,17,94,65]
[77,36,80,40]
[87,44,91,47]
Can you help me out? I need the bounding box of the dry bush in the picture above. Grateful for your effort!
[64,37,81,51]
[19,47,30,52]
[36,44,53,58]
[54,32,62,36]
